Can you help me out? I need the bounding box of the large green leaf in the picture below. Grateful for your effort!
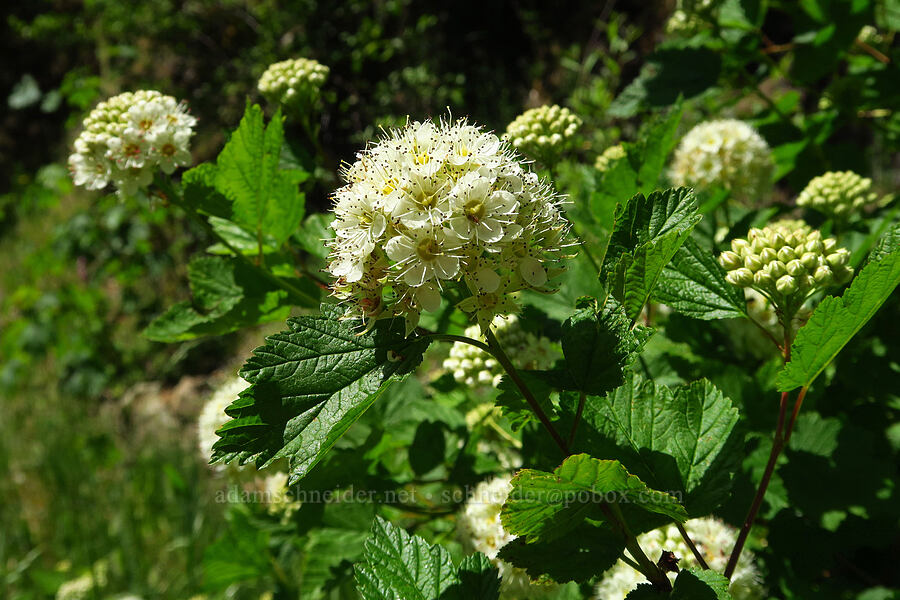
[560,296,652,397]
[144,255,293,342]
[671,568,733,600]
[601,188,701,322]
[497,520,624,583]
[654,236,749,320]
[568,373,740,517]
[202,507,271,590]
[354,517,499,600]
[776,244,900,391]
[215,104,308,246]
[501,453,687,543]
[212,305,431,481]
[608,44,721,117]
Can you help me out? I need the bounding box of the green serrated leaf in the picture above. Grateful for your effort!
[215,104,307,247]
[144,255,291,342]
[182,163,232,219]
[568,373,740,517]
[355,517,457,600]
[602,188,701,321]
[354,517,499,600]
[866,223,900,264]
[561,297,653,396]
[453,553,502,600]
[497,520,624,583]
[636,105,684,194]
[202,507,270,590]
[212,305,430,481]
[495,370,556,431]
[776,246,900,391]
[671,568,733,599]
[501,453,687,543]
[654,236,748,320]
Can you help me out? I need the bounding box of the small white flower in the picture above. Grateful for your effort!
[197,376,251,467]
[385,226,462,286]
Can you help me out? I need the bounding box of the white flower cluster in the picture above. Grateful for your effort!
[258,57,329,107]
[327,118,571,335]
[670,119,773,202]
[719,220,853,310]
[197,376,250,467]
[68,90,196,196]
[595,144,626,172]
[796,170,879,218]
[458,476,557,598]
[505,105,581,162]
[594,518,765,600]
[443,314,557,389]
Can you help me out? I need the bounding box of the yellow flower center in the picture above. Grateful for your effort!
[416,238,441,261]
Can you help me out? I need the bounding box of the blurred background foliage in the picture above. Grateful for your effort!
[1,0,898,598]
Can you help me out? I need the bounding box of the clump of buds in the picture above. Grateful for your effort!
[719,220,853,316]
[796,170,879,219]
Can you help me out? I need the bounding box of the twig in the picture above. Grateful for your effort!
[676,522,710,570]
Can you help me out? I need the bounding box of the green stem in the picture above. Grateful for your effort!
[154,175,320,307]
[610,503,672,591]
[568,391,587,446]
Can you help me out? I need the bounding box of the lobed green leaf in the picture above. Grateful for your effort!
[212,304,431,482]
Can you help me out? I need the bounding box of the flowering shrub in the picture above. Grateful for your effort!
[19,5,899,599]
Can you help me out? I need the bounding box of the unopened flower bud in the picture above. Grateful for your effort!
[777,247,796,263]
[759,247,777,264]
[719,251,742,270]
[826,250,849,267]
[744,255,763,272]
[776,274,797,295]
[813,265,833,284]
[727,268,754,287]
[768,261,787,278]
[799,252,819,269]
[786,259,806,277]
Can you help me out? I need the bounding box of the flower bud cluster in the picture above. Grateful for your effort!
[594,144,626,172]
[327,118,571,335]
[796,170,878,218]
[68,90,196,196]
[719,220,853,307]
[593,518,764,600]
[505,105,581,162]
[258,57,329,108]
[670,119,773,202]
[443,314,558,389]
[458,476,558,598]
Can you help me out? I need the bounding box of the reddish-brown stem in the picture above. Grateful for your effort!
[784,387,808,444]
[725,390,790,578]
